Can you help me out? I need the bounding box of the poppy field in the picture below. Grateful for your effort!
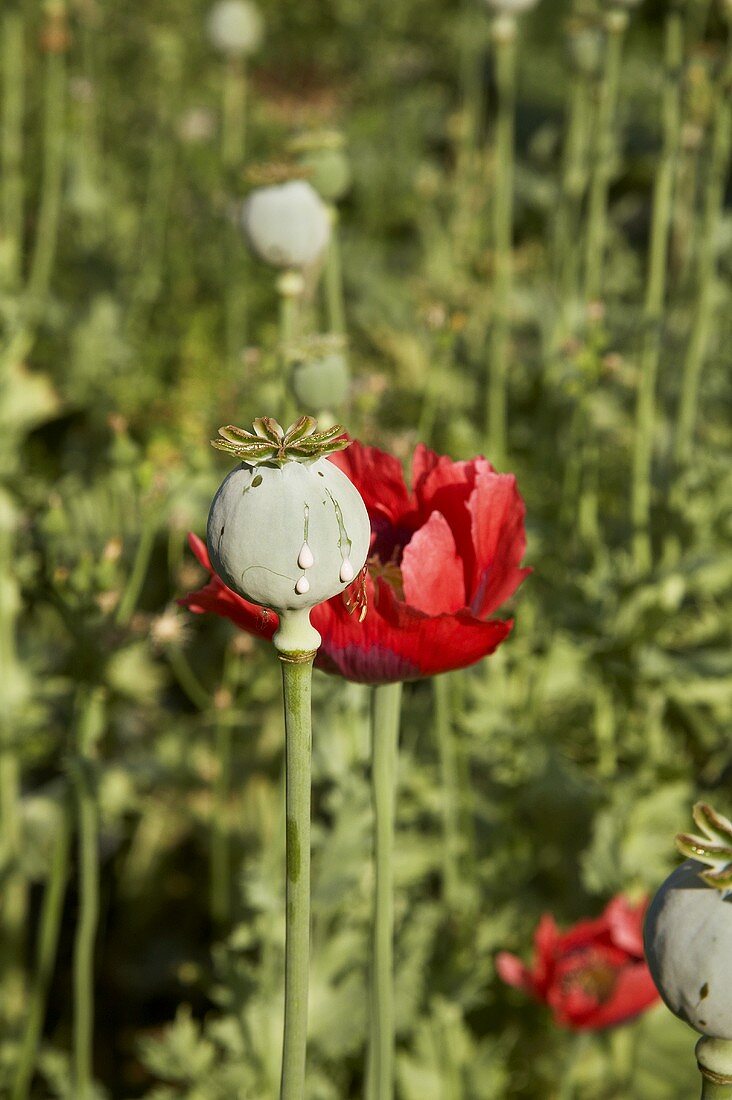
[2,0,732,1096]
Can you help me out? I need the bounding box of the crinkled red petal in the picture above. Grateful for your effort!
[400,510,466,615]
[312,575,512,684]
[468,466,531,617]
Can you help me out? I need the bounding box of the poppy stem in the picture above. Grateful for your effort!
[278,646,316,1100]
[72,687,105,1100]
[583,9,628,304]
[434,675,462,910]
[12,798,71,1100]
[324,206,347,336]
[630,2,684,573]
[222,56,248,169]
[697,1038,732,1100]
[487,14,517,466]
[366,681,403,1100]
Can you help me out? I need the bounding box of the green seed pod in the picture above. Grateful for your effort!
[299,148,352,202]
[207,417,369,625]
[292,352,350,412]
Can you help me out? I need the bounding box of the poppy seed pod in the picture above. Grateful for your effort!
[292,351,350,412]
[241,181,331,269]
[206,417,370,651]
[644,804,732,1040]
[207,0,263,57]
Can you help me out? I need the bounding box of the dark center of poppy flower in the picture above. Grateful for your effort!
[369,515,417,570]
[367,552,404,600]
[562,959,618,1004]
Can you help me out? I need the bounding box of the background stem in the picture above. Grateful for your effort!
[631,4,684,572]
[73,689,105,1100]
[367,680,403,1100]
[487,16,517,466]
[12,801,71,1100]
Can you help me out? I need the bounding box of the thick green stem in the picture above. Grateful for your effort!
[1,9,25,292]
[631,5,684,572]
[12,801,71,1100]
[583,12,627,303]
[698,1038,732,1100]
[278,652,315,1100]
[211,717,233,926]
[673,47,732,469]
[72,689,105,1100]
[324,208,346,336]
[487,17,517,466]
[0,491,27,1031]
[553,66,591,343]
[367,681,403,1100]
[434,675,461,909]
[26,38,66,306]
[221,56,247,169]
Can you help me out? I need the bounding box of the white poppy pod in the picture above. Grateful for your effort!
[242,181,331,269]
[207,0,263,57]
[208,458,369,613]
[645,859,732,1039]
[206,418,369,627]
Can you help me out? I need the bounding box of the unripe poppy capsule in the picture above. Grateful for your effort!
[207,0,263,56]
[241,181,331,269]
[645,804,732,1040]
[206,416,370,652]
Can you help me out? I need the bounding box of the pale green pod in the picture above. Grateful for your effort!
[241,181,331,269]
[645,860,732,1039]
[207,456,369,614]
[207,0,264,56]
[299,148,352,202]
[291,353,350,412]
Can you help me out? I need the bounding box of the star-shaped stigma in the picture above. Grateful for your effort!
[676,802,732,895]
[211,415,350,466]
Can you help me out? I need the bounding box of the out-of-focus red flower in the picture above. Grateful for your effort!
[496,896,660,1031]
[181,441,529,684]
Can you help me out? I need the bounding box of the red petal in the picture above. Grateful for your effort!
[188,531,212,571]
[495,952,533,992]
[312,576,512,684]
[411,446,484,572]
[329,442,414,525]
[565,963,660,1031]
[605,896,647,959]
[180,575,278,641]
[401,511,466,615]
[581,963,659,1029]
[467,467,530,616]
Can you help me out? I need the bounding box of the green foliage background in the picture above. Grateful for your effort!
[1,0,731,1095]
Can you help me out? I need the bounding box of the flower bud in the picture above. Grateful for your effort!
[207,0,264,57]
[241,181,331,269]
[207,418,370,618]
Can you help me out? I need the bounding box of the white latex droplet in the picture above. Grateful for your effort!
[340,559,354,583]
[295,576,310,595]
[298,542,314,569]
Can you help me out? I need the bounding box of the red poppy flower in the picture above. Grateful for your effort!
[181,441,529,684]
[496,896,660,1031]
